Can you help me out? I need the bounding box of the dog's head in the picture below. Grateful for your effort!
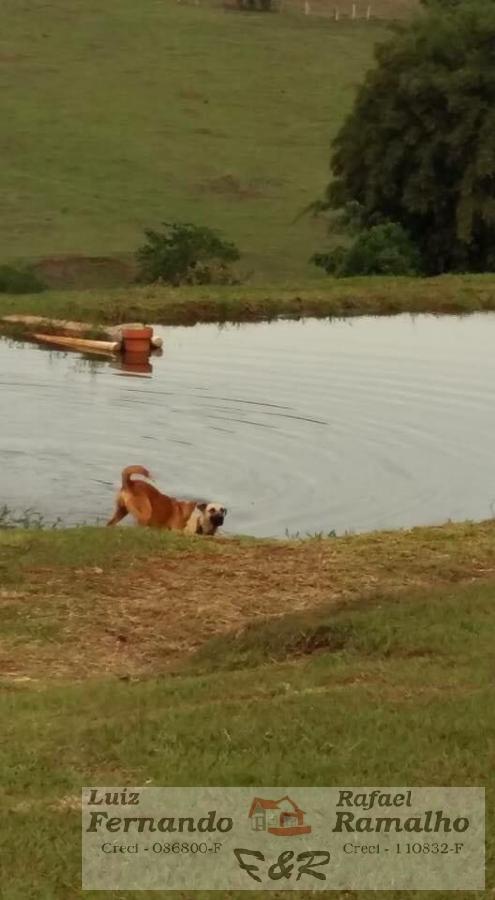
[196,502,227,534]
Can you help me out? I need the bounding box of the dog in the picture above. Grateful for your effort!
[106,465,227,535]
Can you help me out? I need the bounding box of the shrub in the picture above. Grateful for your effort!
[136,222,241,285]
[312,223,420,277]
[312,246,347,276]
[0,264,46,294]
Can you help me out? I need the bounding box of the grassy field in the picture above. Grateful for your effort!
[2,273,495,333]
[0,0,398,283]
[0,522,494,897]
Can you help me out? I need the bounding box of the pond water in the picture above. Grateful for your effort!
[1,314,495,537]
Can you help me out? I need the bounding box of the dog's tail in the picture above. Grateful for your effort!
[121,465,152,490]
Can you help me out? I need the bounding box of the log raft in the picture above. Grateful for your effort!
[1,316,162,355]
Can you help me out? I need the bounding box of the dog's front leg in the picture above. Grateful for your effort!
[106,502,128,526]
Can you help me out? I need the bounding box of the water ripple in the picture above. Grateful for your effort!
[1,313,495,536]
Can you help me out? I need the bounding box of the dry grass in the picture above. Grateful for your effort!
[2,520,495,680]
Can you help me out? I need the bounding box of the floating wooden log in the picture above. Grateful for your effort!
[31,333,120,355]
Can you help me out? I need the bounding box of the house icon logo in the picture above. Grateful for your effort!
[248,796,312,836]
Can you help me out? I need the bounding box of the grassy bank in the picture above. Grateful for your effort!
[2,274,495,332]
[2,519,495,679]
[1,522,494,897]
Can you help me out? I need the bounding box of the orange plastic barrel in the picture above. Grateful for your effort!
[121,326,153,354]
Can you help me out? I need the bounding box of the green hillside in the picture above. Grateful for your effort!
[1,0,395,282]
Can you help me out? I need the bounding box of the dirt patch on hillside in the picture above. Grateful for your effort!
[1,521,495,681]
[33,255,135,289]
[197,174,281,200]
[180,88,207,102]
[0,53,27,64]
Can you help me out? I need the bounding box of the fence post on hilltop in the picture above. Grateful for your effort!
[304,0,311,13]
[334,5,339,19]
[366,4,371,16]
[351,3,356,17]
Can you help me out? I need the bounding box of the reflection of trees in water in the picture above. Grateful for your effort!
[5,336,160,379]
[38,346,107,376]
[5,337,108,377]
[4,336,31,350]
[70,353,107,375]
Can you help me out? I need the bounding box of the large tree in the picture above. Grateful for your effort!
[322,2,495,274]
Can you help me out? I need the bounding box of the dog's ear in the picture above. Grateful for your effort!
[197,502,207,512]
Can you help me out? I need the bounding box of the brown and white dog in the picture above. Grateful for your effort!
[106,465,227,535]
